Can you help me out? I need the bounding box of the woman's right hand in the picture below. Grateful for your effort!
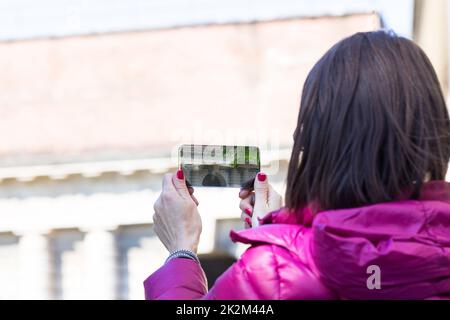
[239,172,283,228]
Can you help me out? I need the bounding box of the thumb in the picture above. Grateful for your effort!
[172,169,191,198]
[267,184,282,211]
[253,172,269,207]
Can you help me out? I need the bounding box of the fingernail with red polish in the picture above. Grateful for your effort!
[257,173,266,182]
[245,218,252,225]
[177,169,184,180]
[245,208,253,216]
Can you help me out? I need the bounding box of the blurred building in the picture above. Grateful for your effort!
[0,0,440,300]
[414,0,448,96]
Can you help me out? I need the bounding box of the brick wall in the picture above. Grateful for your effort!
[0,13,379,162]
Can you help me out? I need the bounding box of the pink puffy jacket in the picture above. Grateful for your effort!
[144,181,450,299]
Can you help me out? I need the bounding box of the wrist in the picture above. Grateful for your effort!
[170,246,197,255]
[171,239,199,254]
[166,249,200,264]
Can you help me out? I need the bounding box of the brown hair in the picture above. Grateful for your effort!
[285,30,450,212]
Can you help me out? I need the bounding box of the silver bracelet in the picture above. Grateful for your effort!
[166,249,200,264]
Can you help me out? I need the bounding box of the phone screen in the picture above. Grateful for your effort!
[178,144,260,188]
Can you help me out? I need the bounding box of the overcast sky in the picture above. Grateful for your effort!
[0,0,414,41]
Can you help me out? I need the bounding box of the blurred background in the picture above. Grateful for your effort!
[0,0,448,299]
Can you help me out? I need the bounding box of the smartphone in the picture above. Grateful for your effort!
[178,144,260,188]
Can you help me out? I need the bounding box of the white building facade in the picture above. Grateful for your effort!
[0,155,289,299]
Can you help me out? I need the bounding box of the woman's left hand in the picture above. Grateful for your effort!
[153,170,202,254]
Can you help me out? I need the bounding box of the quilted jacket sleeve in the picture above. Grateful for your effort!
[144,243,334,300]
[144,257,208,300]
[144,244,282,300]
